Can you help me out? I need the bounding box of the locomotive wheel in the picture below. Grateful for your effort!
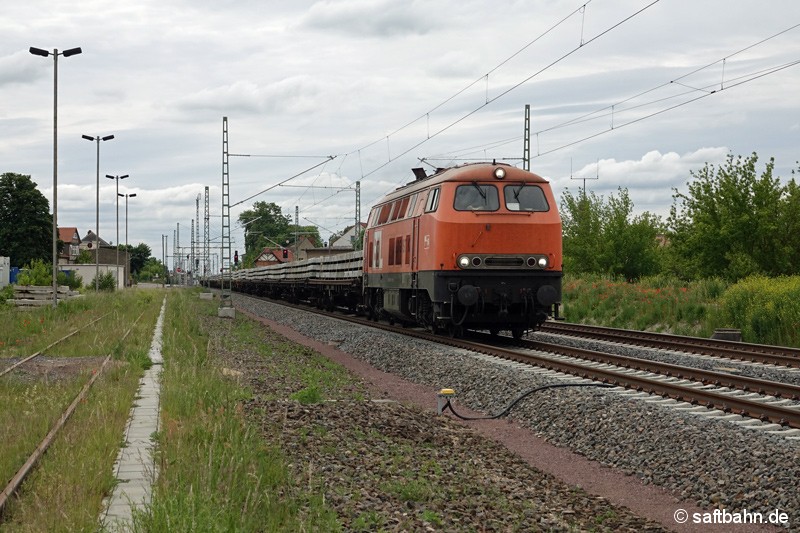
[511,327,524,340]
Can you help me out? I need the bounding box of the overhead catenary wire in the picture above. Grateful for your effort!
[231,156,335,208]
[227,1,657,225]
[227,4,797,240]
[354,0,662,183]
[348,1,596,155]
[423,25,800,166]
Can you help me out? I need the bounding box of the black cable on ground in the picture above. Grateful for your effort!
[442,383,615,421]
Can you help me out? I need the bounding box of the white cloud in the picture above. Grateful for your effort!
[3,0,799,258]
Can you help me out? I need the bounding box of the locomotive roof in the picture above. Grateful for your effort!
[376,162,548,204]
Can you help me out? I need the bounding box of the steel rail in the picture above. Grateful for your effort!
[233,293,800,428]
[0,313,112,378]
[516,338,800,400]
[540,322,800,368]
[0,355,112,516]
[469,340,800,429]
[0,309,148,518]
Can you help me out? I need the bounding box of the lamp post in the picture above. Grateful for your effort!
[118,193,137,287]
[105,174,129,287]
[29,46,82,307]
[82,134,114,290]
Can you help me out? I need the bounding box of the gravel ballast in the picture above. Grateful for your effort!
[229,294,797,531]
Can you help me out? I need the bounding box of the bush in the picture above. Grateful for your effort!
[88,272,117,292]
[718,275,800,347]
[16,259,51,285]
[0,284,13,305]
[14,260,81,290]
[58,270,82,290]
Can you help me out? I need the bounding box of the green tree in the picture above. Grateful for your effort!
[75,249,93,264]
[137,257,166,282]
[777,164,800,274]
[131,243,151,276]
[560,189,604,274]
[239,202,292,258]
[0,173,53,266]
[667,153,783,280]
[238,202,321,264]
[561,187,662,280]
[599,189,663,280]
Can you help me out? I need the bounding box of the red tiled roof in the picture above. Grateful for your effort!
[58,227,79,243]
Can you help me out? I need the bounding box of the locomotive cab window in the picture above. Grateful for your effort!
[425,187,440,212]
[454,183,499,211]
[504,184,549,212]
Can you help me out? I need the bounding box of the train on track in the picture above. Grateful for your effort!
[212,162,563,338]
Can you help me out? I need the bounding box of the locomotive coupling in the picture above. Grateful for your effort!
[437,388,456,415]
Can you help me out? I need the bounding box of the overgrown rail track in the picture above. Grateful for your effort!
[0,310,147,518]
[0,313,111,378]
[235,293,800,430]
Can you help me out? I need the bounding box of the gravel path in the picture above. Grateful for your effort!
[229,294,796,531]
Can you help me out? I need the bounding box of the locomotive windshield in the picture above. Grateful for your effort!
[453,183,500,211]
[504,184,549,212]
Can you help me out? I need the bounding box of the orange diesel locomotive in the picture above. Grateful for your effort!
[363,162,562,337]
[220,162,562,338]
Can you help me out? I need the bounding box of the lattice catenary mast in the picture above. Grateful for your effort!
[220,116,233,311]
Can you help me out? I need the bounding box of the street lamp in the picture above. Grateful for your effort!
[106,174,129,287]
[118,193,137,287]
[29,45,82,307]
[82,134,114,290]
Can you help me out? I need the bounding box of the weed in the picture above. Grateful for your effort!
[422,509,443,526]
[291,385,323,405]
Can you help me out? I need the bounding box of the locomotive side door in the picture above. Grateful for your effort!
[411,217,419,286]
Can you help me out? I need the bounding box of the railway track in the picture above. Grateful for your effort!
[540,321,800,368]
[0,313,111,378]
[235,293,800,430]
[0,310,147,517]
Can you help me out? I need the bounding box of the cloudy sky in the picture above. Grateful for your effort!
[2,0,799,268]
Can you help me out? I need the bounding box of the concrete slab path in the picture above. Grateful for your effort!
[101,297,166,531]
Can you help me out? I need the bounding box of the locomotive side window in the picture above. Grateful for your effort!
[392,196,409,220]
[454,183,499,211]
[377,204,392,224]
[367,208,379,226]
[407,193,418,216]
[425,187,440,212]
[504,184,549,212]
[394,238,402,266]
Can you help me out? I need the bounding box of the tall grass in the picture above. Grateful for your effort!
[561,274,729,337]
[0,290,163,531]
[140,290,340,531]
[562,273,800,346]
[0,291,159,359]
[1,364,143,532]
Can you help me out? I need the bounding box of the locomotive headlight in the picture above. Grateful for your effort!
[493,167,506,180]
[458,255,470,268]
[538,257,548,268]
